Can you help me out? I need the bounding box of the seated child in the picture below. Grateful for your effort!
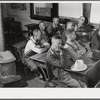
[23,29,50,75]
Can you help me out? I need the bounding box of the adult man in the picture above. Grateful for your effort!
[46,35,86,87]
[23,29,50,72]
[47,17,64,37]
[39,21,49,43]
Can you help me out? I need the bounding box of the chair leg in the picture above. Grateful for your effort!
[38,67,48,81]
[23,66,27,78]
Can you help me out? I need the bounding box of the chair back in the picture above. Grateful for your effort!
[85,60,100,87]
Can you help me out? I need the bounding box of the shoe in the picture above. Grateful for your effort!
[38,73,43,79]
[0,75,21,84]
[35,71,43,79]
[48,82,56,87]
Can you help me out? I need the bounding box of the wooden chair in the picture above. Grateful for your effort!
[85,60,100,87]
[45,62,87,87]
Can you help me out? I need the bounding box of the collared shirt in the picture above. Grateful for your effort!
[24,36,50,54]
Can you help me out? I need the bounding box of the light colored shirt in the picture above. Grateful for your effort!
[24,37,50,54]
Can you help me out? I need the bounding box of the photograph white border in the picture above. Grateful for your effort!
[1,1,100,99]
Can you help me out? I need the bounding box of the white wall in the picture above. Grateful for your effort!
[5,3,40,30]
[90,3,100,24]
[59,3,83,18]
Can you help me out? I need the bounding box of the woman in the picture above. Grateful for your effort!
[75,16,92,41]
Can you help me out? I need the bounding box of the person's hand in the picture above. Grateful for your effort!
[64,44,68,49]
[56,31,60,35]
[36,45,41,48]
[59,48,63,55]
[82,32,87,36]
[40,44,45,48]
[93,49,100,54]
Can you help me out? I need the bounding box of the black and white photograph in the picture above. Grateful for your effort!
[0,2,100,88]
[1,0,100,98]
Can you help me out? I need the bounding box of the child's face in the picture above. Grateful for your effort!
[66,23,75,31]
[36,31,42,41]
[39,22,46,31]
[52,39,62,51]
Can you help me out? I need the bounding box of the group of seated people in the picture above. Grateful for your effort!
[22,16,100,88]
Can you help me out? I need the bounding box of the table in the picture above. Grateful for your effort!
[30,51,96,81]
[25,23,39,36]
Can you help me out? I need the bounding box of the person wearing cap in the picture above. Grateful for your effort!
[46,35,86,87]
[47,17,64,37]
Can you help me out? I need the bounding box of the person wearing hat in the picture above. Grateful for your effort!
[46,35,87,87]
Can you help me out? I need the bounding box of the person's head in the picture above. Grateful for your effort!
[39,21,46,31]
[32,29,42,41]
[66,21,75,31]
[78,16,88,25]
[51,35,62,51]
[53,17,59,27]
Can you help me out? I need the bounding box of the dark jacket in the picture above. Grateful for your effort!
[46,48,74,78]
[91,29,100,50]
[47,23,64,37]
[75,24,93,41]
